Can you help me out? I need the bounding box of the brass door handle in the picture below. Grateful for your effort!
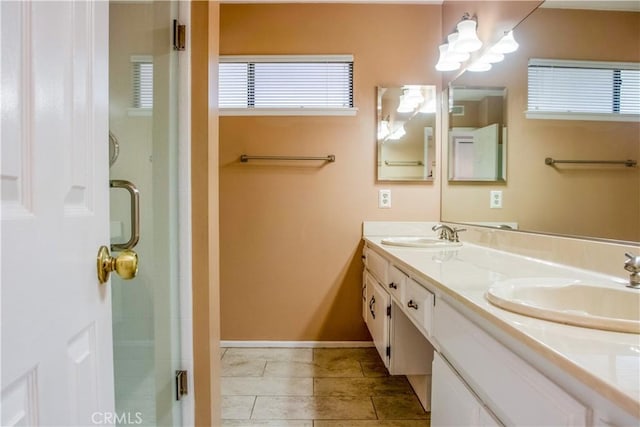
[110,180,140,251]
[97,245,138,284]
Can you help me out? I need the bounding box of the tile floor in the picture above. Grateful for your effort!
[221,347,430,426]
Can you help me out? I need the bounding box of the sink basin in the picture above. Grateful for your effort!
[380,236,462,248]
[486,278,640,334]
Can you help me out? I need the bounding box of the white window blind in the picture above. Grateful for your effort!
[131,55,153,110]
[219,55,355,115]
[527,59,640,121]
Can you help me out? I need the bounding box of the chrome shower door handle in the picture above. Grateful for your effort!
[110,180,140,251]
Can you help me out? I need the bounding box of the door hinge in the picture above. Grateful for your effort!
[176,370,188,400]
[386,305,391,317]
[386,346,391,358]
[173,19,186,51]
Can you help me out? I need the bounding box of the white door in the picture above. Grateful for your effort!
[471,123,499,180]
[1,2,113,426]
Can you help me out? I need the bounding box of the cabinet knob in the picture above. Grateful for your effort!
[407,300,419,310]
[389,282,397,290]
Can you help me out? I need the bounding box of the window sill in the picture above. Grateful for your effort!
[525,111,639,122]
[219,107,358,117]
[127,108,152,117]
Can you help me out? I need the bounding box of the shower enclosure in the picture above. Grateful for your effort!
[109,2,191,425]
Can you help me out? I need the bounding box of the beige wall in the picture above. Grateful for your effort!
[442,8,640,242]
[219,4,442,341]
[191,1,221,425]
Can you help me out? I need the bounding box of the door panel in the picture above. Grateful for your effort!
[1,2,113,426]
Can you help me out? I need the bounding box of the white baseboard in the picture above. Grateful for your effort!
[220,340,374,348]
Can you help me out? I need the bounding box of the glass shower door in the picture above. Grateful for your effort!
[108,2,183,426]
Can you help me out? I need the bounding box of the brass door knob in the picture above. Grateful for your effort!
[97,245,138,284]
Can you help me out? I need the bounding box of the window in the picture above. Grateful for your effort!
[130,55,153,115]
[219,55,355,115]
[527,59,640,122]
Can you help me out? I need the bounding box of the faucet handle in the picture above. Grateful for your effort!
[451,227,466,242]
[625,253,640,272]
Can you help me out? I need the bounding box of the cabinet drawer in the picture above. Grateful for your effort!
[387,265,407,301]
[434,299,589,426]
[403,278,435,336]
[364,247,388,285]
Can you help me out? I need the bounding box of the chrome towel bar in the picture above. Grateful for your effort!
[240,154,335,163]
[384,160,424,166]
[545,157,637,167]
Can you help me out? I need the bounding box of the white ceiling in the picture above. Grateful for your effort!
[541,0,640,12]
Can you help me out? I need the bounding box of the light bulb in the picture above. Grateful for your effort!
[435,44,461,72]
[480,51,504,64]
[388,125,406,140]
[447,33,471,63]
[467,61,492,72]
[455,19,483,53]
[492,30,519,54]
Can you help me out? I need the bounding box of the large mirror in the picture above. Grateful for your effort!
[377,85,437,181]
[441,1,640,243]
[448,86,507,181]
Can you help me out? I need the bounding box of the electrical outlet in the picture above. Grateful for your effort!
[379,189,391,208]
[490,190,503,209]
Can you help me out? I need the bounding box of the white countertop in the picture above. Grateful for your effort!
[363,231,640,419]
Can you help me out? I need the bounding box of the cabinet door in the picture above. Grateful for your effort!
[365,274,390,368]
[432,352,499,426]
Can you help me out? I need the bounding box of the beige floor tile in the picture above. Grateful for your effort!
[223,421,313,427]
[251,396,376,420]
[314,420,429,427]
[264,360,363,378]
[314,376,413,397]
[223,347,313,362]
[372,395,429,420]
[221,348,228,359]
[222,376,313,396]
[361,359,390,377]
[313,347,380,364]
[222,358,267,377]
[222,396,256,420]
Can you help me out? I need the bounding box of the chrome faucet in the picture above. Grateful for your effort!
[624,252,640,289]
[432,224,466,243]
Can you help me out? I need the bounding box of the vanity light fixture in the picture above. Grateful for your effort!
[396,86,425,113]
[491,30,519,54]
[377,119,390,140]
[446,33,471,63]
[467,61,492,72]
[454,13,482,54]
[479,51,505,64]
[388,124,406,140]
[435,44,462,71]
[435,13,481,72]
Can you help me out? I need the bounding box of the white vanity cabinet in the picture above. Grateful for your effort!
[362,246,434,391]
[432,352,502,427]
[433,298,590,427]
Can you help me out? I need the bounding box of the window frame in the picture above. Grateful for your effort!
[219,55,357,116]
[526,58,640,122]
[129,55,153,117]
